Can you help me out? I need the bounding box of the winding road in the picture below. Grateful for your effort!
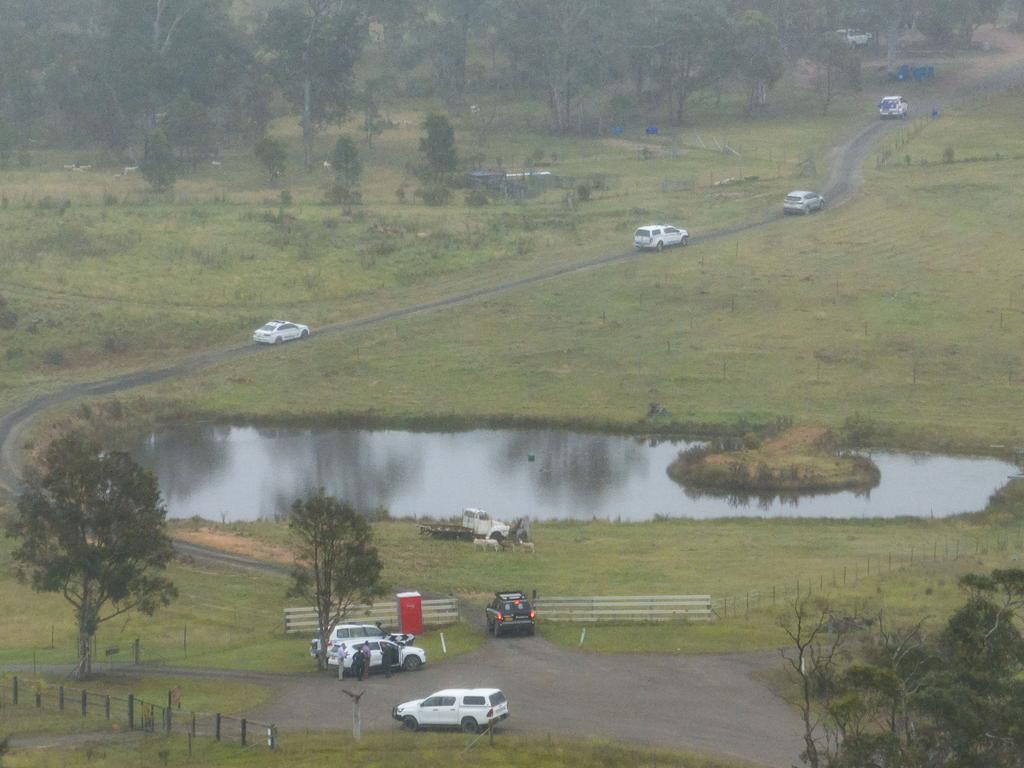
[5,41,1024,765]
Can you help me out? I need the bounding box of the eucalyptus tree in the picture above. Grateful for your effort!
[259,0,367,169]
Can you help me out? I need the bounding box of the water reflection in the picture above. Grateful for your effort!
[122,426,1017,522]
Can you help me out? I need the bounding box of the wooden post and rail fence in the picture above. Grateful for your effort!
[282,597,460,634]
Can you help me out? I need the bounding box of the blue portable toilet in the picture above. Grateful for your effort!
[646,126,658,135]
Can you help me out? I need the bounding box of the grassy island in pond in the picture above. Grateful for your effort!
[667,427,880,497]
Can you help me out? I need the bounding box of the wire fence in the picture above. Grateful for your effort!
[711,526,1024,621]
[0,676,276,750]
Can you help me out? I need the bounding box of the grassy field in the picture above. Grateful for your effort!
[0,530,481,673]
[0,730,758,768]
[102,85,1024,449]
[0,674,272,739]
[0,78,868,419]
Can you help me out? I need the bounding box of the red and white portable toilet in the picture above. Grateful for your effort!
[396,591,423,635]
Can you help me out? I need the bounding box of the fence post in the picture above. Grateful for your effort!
[192,712,196,738]
[269,725,277,749]
[133,638,140,665]
[167,690,173,733]
[81,689,87,717]
[59,685,64,712]
[105,695,110,720]
[12,676,17,706]
[215,713,221,741]
[241,718,247,747]
[127,694,134,730]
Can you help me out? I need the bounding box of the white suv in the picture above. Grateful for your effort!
[634,224,688,251]
[393,688,509,733]
[879,96,908,119]
[332,638,426,673]
[253,319,310,344]
[837,29,871,47]
[309,623,410,658]
[783,190,825,215]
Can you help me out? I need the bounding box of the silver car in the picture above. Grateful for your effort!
[783,191,825,215]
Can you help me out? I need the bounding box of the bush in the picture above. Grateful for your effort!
[395,186,407,204]
[942,146,955,163]
[280,189,293,206]
[43,349,65,366]
[465,189,489,207]
[103,192,119,206]
[416,185,451,206]
[742,432,763,450]
[0,294,17,328]
[326,185,361,206]
[576,184,591,202]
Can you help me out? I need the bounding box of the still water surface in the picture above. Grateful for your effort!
[125,425,1018,522]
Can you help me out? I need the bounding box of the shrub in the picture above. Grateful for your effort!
[102,335,127,354]
[0,294,17,328]
[416,185,451,206]
[280,189,293,206]
[103,192,119,206]
[576,184,592,202]
[140,130,177,191]
[326,185,361,206]
[943,146,955,163]
[395,186,407,203]
[43,349,65,366]
[465,189,489,207]
[742,432,763,450]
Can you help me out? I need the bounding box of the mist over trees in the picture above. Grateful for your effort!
[0,0,1010,164]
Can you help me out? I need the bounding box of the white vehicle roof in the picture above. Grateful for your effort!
[881,95,904,101]
[427,688,504,697]
[787,190,816,197]
[636,224,674,229]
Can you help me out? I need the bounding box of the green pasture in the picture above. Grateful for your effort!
[0,730,757,768]
[0,532,480,674]
[0,674,271,739]
[0,77,862,418]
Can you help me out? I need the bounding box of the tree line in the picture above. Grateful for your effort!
[0,0,1015,168]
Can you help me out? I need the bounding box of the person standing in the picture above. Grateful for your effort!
[351,644,363,682]
[336,643,348,681]
[383,642,393,678]
[359,641,371,681]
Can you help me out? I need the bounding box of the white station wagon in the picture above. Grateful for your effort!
[393,688,509,733]
[253,319,310,344]
[634,224,689,250]
[783,190,825,215]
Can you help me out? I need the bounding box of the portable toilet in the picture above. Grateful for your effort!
[397,591,423,635]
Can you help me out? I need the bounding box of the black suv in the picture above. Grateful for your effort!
[485,591,535,637]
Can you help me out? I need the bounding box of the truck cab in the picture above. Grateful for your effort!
[462,508,511,542]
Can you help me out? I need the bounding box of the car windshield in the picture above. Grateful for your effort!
[259,323,277,331]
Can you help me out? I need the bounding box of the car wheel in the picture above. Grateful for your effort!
[461,717,480,734]
[274,336,282,344]
[527,625,536,636]
[656,241,664,252]
[489,531,504,545]
[402,716,419,731]
[402,656,422,672]
[300,329,309,339]
[681,235,689,246]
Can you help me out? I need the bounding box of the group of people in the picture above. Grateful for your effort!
[335,639,398,681]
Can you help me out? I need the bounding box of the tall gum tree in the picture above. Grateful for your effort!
[5,434,177,680]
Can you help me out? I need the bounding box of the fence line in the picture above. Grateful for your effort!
[711,527,1024,621]
[0,676,276,749]
[283,597,459,634]
[533,595,712,622]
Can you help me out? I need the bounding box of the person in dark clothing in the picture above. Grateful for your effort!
[383,642,393,678]
[351,647,364,681]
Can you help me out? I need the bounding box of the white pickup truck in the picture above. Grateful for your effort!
[879,95,909,119]
[393,688,510,733]
[417,508,528,543]
[837,29,872,47]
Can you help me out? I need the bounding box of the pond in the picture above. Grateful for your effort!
[124,425,1018,522]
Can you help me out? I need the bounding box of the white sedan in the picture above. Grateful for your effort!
[332,638,425,674]
[253,320,310,344]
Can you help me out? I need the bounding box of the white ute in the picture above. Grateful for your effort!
[393,688,509,733]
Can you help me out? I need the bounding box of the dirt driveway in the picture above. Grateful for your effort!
[250,636,804,768]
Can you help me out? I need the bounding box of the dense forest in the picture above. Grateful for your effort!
[0,0,1015,166]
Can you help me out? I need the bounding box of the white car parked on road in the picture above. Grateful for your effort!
[331,638,426,673]
[253,319,310,344]
[879,95,908,119]
[393,688,509,733]
[634,224,689,251]
[836,29,871,47]
[783,190,825,215]
[309,623,413,658]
